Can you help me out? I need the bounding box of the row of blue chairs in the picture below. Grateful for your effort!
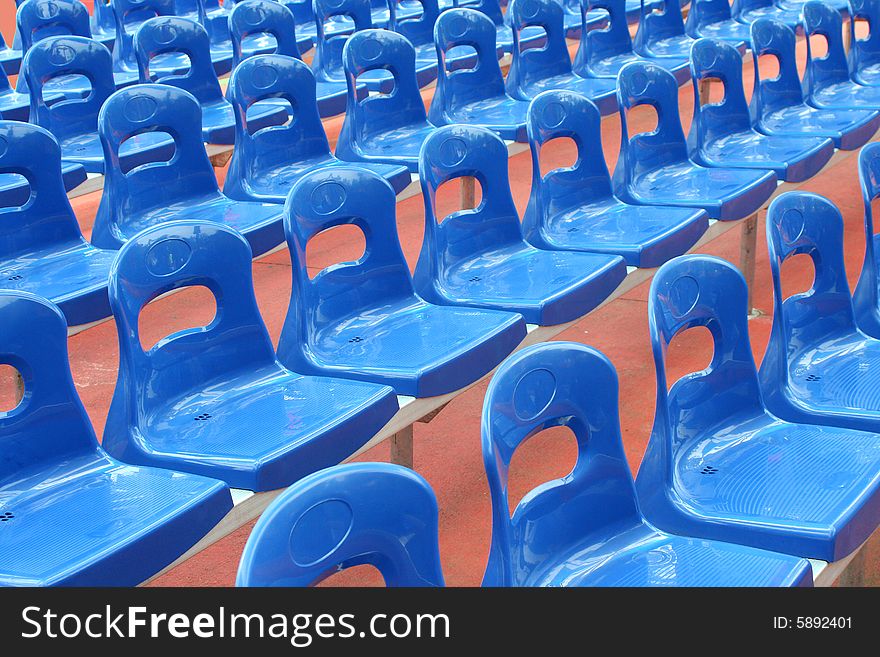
[237,183,880,586]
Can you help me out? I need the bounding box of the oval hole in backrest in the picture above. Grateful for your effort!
[0,364,24,413]
[247,96,294,135]
[149,52,192,78]
[444,44,477,74]
[665,324,715,391]
[697,75,726,106]
[625,102,660,138]
[538,135,578,178]
[138,284,218,351]
[42,73,93,107]
[808,32,829,60]
[506,424,578,516]
[359,73,395,98]
[316,563,386,587]
[118,130,177,174]
[519,25,547,53]
[0,173,33,210]
[779,251,817,302]
[854,16,870,41]
[432,176,485,223]
[757,52,780,81]
[305,223,367,280]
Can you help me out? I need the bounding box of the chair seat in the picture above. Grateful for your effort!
[0,162,86,208]
[0,452,231,586]
[240,156,411,202]
[60,131,176,174]
[534,196,709,268]
[495,24,547,53]
[809,80,880,110]
[756,104,880,150]
[427,243,627,325]
[434,95,530,142]
[0,241,114,326]
[303,298,526,397]
[626,161,777,220]
[519,73,618,114]
[0,89,28,121]
[353,121,437,172]
[526,521,813,587]
[672,412,880,561]
[201,98,289,145]
[127,364,399,491]
[692,18,752,43]
[854,63,880,87]
[589,53,691,84]
[696,129,835,182]
[638,35,698,59]
[737,7,802,29]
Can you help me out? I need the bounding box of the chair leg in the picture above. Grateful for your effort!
[460,176,476,210]
[739,212,758,316]
[390,425,414,469]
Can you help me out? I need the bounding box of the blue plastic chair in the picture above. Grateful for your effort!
[634,0,727,60]
[0,291,233,586]
[23,36,175,174]
[573,0,690,84]
[636,253,880,562]
[802,1,880,109]
[102,220,399,491]
[89,0,118,47]
[482,341,814,587]
[848,0,880,86]
[337,29,437,172]
[429,9,530,141]
[0,66,28,121]
[761,191,880,436]
[110,0,196,78]
[0,167,85,208]
[614,61,778,221]
[237,463,444,586]
[523,91,709,268]
[93,84,286,255]
[229,0,314,55]
[277,167,527,397]
[505,0,617,113]
[0,31,23,77]
[688,38,835,182]
[416,125,627,325]
[732,0,803,30]
[453,0,547,53]
[854,143,880,338]
[225,54,411,202]
[749,19,880,150]
[133,16,287,144]
[685,0,753,44]
[229,0,358,117]
[0,122,115,327]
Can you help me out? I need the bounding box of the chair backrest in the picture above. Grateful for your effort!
[802,0,850,93]
[93,84,220,249]
[389,0,441,49]
[229,0,302,68]
[236,462,445,586]
[749,18,805,118]
[0,121,85,259]
[685,0,734,37]
[506,0,573,93]
[455,0,505,26]
[634,0,687,53]
[110,0,176,73]
[134,16,223,105]
[573,0,635,77]
[481,341,641,587]
[278,167,416,358]
[615,61,689,184]
[0,292,100,484]
[93,0,116,33]
[312,0,373,83]
[341,29,427,143]
[855,142,880,333]
[22,36,115,145]
[16,0,93,53]
[275,0,315,27]
[848,0,880,81]
[416,125,524,287]
[646,255,766,477]
[107,220,278,424]
[225,54,333,197]
[764,192,857,373]
[687,38,753,153]
[430,8,506,122]
[522,90,615,239]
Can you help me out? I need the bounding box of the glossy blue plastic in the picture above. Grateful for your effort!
[634,0,712,59]
[23,36,175,174]
[481,341,814,587]
[848,0,880,86]
[688,38,835,182]
[102,220,399,491]
[90,0,118,47]
[505,0,617,112]
[0,291,233,586]
[854,143,880,337]
[613,61,778,221]
[802,1,880,110]
[0,161,85,209]
[225,54,410,202]
[453,0,547,53]
[110,0,195,78]
[237,463,445,586]
[93,84,285,255]
[0,30,23,77]
[429,9,529,141]
[732,0,803,30]
[572,0,690,84]
[416,125,627,325]
[0,65,28,121]
[749,18,880,150]
[229,0,356,117]
[685,0,753,44]
[636,253,880,562]
[228,0,314,57]
[337,29,437,172]
[761,191,880,436]
[277,166,527,397]
[177,0,236,76]
[133,16,287,144]
[523,90,708,268]
[0,121,114,326]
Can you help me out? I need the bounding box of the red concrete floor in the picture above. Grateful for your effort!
[30,34,877,586]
